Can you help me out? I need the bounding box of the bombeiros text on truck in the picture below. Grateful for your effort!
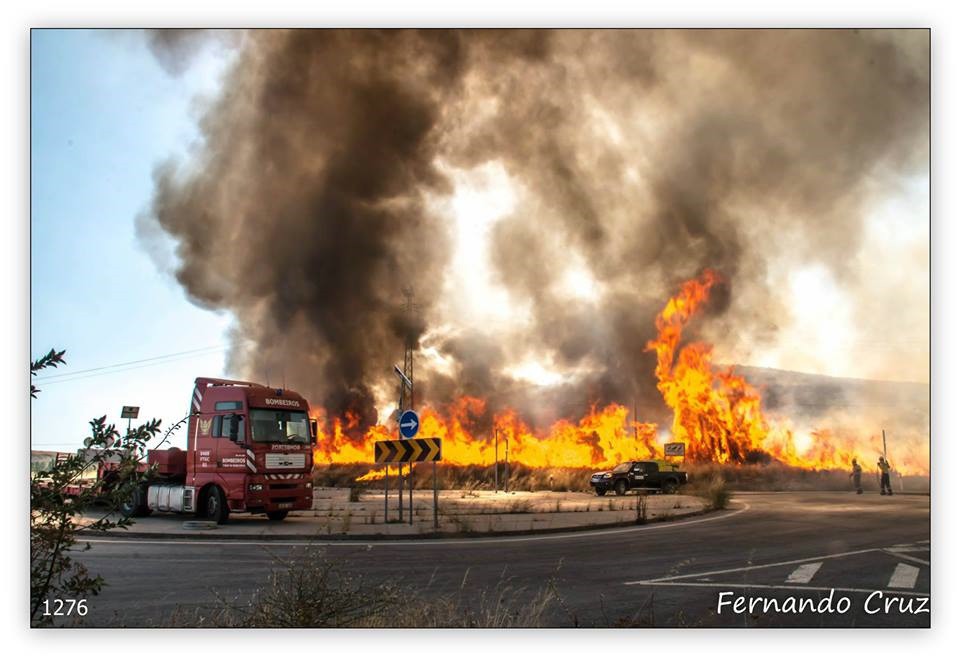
[120,377,318,523]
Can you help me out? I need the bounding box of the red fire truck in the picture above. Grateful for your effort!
[123,377,316,523]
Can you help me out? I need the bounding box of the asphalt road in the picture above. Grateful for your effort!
[59,491,930,628]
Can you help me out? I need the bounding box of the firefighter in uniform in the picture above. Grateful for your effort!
[877,455,893,496]
[850,458,863,494]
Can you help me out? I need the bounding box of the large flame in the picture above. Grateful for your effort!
[646,269,773,463]
[312,271,928,477]
[316,399,661,469]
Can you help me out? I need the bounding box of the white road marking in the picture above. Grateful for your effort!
[624,580,928,597]
[883,549,930,566]
[79,500,750,547]
[628,547,878,585]
[785,562,822,584]
[888,563,920,590]
[887,544,928,553]
[626,543,931,596]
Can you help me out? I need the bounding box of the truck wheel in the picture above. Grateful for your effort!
[615,480,627,496]
[120,484,150,517]
[595,488,607,497]
[662,480,678,494]
[119,493,137,517]
[267,511,288,521]
[201,486,229,524]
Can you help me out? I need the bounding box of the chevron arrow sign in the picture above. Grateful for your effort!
[374,437,442,463]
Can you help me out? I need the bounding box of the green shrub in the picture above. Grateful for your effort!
[683,474,730,510]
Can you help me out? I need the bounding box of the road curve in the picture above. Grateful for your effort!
[62,491,929,628]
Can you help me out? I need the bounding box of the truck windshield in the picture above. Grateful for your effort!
[249,409,309,444]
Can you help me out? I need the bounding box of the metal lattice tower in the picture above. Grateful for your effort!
[399,286,418,412]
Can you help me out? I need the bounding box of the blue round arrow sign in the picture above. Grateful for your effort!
[399,409,419,439]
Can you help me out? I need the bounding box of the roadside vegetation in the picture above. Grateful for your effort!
[681,474,730,510]
[158,545,710,628]
[167,547,567,627]
[30,348,160,627]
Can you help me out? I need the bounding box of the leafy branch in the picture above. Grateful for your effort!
[30,348,66,398]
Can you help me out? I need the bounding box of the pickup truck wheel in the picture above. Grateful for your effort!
[201,486,229,524]
[614,480,627,496]
[267,511,288,521]
[662,480,678,494]
[595,488,607,496]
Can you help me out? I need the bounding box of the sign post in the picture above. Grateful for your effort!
[393,366,414,523]
[399,410,419,525]
[121,405,139,439]
[433,460,438,529]
[375,438,442,529]
[664,442,685,459]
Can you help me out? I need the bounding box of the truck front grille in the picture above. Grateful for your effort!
[265,453,306,470]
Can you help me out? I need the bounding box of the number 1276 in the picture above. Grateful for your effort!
[42,599,88,616]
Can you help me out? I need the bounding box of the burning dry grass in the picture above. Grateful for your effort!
[313,461,929,495]
[311,273,928,479]
[683,462,929,493]
[311,272,930,498]
[313,463,594,492]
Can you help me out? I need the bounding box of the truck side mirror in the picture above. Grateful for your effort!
[228,414,240,443]
[309,419,319,445]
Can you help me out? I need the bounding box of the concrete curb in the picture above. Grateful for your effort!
[75,506,716,542]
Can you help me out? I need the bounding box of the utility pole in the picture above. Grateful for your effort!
[504,432,509,492]
[397,286,417,524]
[494,427,499,492]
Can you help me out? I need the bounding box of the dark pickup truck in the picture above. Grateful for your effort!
[590,460,687,496]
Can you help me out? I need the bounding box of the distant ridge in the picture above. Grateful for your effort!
[731,364,929,431]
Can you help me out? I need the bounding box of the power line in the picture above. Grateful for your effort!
[32,346,230,387]
[32,344,228,381]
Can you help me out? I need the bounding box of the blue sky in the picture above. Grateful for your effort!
[31,30,237,451]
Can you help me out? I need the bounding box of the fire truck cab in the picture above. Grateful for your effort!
[129,377,316,523]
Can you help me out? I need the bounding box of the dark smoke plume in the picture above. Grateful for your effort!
[143,30,468,427]
[141,29,928,432]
